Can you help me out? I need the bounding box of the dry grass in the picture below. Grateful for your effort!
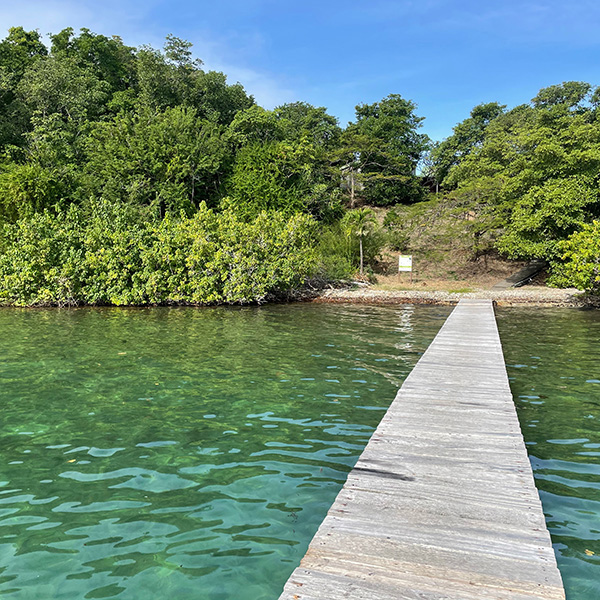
[368,199,534,291]
[372,250,528,291]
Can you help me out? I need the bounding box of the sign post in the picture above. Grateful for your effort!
[398,254,413,283]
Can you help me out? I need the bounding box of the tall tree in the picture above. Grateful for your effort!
[0,27,48,149]
[432,101,506,187]
[274,102,341,148]
[135,36,253,125]
[229,105,285,145]
[83,106,229,217]
[49,27,136,94]
[18,55,109,122]
[338,94,428,206]
[0,27,47,79]
[441,82,600,262]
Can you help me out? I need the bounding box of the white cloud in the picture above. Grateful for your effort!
[0,0,155,42]
[181,30,296,108]
[426,0,600,44]
[213,62,296,108]
[0,0,296,108]
[0,1,91,39]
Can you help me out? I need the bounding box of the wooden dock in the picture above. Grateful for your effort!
[278,299,565,600]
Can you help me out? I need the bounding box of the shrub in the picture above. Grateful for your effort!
[550,221,600,292]
[0,202,318,306]
[315,225,355,280]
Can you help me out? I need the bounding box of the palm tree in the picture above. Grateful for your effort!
[341,207,377,276]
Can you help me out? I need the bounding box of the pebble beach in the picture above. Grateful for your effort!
[314,286,593,308]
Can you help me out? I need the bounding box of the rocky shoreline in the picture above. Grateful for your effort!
[311,286,596,308]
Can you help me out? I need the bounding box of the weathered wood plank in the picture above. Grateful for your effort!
[278,299,565,600]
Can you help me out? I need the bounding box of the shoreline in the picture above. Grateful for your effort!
[0,286,594,309]
[311,286,593,308]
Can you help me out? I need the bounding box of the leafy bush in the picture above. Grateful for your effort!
[383,207,410,251]
[314,209,385,280]
[315,225,355,280]
[0,205,83,305]
[0,162,78,221]
[0,202,318,306]
[225,139,317,219]
[497,175,599,260]
[550,221,600,292]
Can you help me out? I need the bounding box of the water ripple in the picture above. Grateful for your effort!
[498,307,600,600]
[0,304,449,600]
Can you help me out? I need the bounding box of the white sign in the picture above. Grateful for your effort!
[398,255,413,272]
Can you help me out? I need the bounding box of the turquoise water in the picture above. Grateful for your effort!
[0,304,449,600]
[497,308,600,600]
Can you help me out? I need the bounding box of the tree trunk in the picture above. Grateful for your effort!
[350,170,355,208]
[359,236,364,276]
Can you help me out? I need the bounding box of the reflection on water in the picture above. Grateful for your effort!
[0,304,449,600]
[498,308,600,600]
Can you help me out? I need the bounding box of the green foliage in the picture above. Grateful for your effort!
[532,81,592,110]
[0,26,346,305]
[0,162,77,220]
[0,66,29,149]
[431,102,505,186]
[229,106,285,145]
[435,82,600,264]
[83,106,229,215]
[497,175,599,259]
[315,224,355,280]
[274,102,341,148]
[0,204,317,306]
[193,70,254,125]
[341,207,377,238]
[0,27,47,149]
[135,39,253,123]
[225,138,320,218]
[49,27,136,94]
[18,55,110,122]
[75,202,151,305]
[229,102,341,149]
[354,94,426,160]
[314,216,385,281]
[382,207,410,251]
[550,221,600,291]
[164,34,194,68]
[11,25,590,302]
[337,94,428,206]
[304,183,345,223]
[0,27,47,78]
[0,206,83,305]
[340,208,382,275]
[24,112,88,171]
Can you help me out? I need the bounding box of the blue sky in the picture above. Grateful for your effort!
[1,0,599,141]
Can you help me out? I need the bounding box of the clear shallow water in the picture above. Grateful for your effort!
[0,304,449,600]
[497,308,600,600]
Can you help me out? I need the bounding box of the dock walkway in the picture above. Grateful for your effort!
[278,299,565,600]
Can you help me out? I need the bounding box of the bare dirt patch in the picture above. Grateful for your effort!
[373,249,530,292]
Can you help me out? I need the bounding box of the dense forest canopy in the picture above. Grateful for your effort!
[428,81,600,290]
[0,25,598,304]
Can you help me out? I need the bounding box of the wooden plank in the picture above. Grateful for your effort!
[278,299,565,600]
